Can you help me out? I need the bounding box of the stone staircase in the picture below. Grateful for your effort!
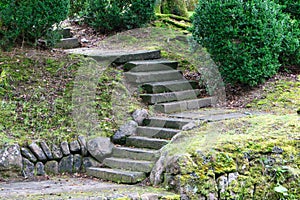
[66,49,214,184]
[87,117,193,184]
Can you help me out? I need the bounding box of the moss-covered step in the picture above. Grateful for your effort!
[140,80,199,93]
[140,89,201,104]
[112,146,159,161]
[123,59,178,72]
[154,97,213,113]
[126,136,169,150]
[143,117,192,129]
[86,167,146,184]
[103,157,155,173]
[65,49,161,64]
[136,126,180,139]
[124,70,183,84]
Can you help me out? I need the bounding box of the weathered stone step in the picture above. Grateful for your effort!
[154,97,213,113]
[86,167,146,184]
[136,126,180,139]
[140,80,199,94]
[140,89,201,104]
[126,136,169,150]
[112,146,159,161]
[103,157,154,173]
[143,117,192,129]
[65,49,161,64]
[124,60,178,72]
[125,70,183,84]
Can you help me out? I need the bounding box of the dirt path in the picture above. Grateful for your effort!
[0,177,178,199]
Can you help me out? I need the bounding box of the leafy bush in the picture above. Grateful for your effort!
[275,0,300,20]
[86,0,155,33]
[191,0,293,86]
[0,0,69,49]
[69,0,89,17]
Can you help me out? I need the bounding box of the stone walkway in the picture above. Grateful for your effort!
[0,177,178,199]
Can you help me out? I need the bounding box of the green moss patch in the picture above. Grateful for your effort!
[163,114,299,199]
[247,76,300,114]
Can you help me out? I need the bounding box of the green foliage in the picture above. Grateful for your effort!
[160,0,189,17]
[0,0,69,49]
[69,0,89,17]
[191,0,294,86]
[86,0,156,33]
[274,0,300,20]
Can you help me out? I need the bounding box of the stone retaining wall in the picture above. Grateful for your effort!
[0,136,113,178]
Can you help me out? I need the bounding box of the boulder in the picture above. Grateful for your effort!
[87,137,113,162]
[52,144,63,160]
[0,144,23,177]
[112,120,138,144]
[82,157,101,172]
[73,154,82,172]
[22,158,34,178]
[59,155,73,173]
[132,109,149,125]
[28,142,47,161]
[40,141,53,160]
[78,136,88,156]
[36,162,45,176]
[60,141,70,156]
[70,140,81,153]
[21,147,37,163]
[45,160,59,175]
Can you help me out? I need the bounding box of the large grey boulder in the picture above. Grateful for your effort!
[78,136,88,156]
[52,144,63,160]
[22,158,34,178]
[82,157,101,172]
[45,160,59,175]
[60,141,70,156]
[73,154,82,172]
[35,162,45,176]
[112,120,138,145]
[58,155,74,173]
[29,142,47,161]
[0,144,23,177]
[70,140,81,153]
[40,141,53,160]
[87,137,113,162]
[132,109,149,125]
[21,147,37,163]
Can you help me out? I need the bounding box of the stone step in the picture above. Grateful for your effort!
[103,157,154,173]
[143,117,192,129]
[136,126,180,139]
[154,97,213,113]
[140,89,201,104]
[65,49,161,64]
[86,167,146,184]
[126,136,169,150]
[112,146,159,161]
[125,70,183,84]
[140,80,199,94]
[124,60,178,72]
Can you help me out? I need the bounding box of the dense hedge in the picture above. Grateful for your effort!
[275,0,300,20]
[0,0,69,49]
[191,0,297,86]
[86,0,156,33]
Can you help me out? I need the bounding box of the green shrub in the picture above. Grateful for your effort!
[191,0,292,86]
[86,0,155,33]
[69,0,89,17]
[0,0,69,49]
[275,0,300,20]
